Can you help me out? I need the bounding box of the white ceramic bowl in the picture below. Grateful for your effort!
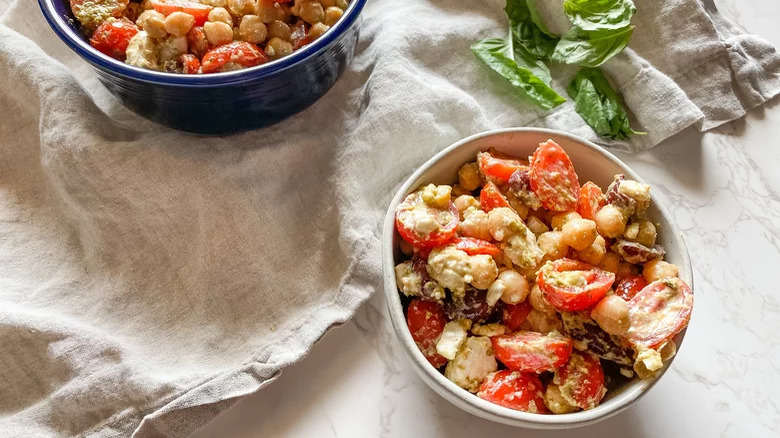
[382,128,693,429]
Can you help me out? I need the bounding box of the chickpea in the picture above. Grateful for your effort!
[453,195,479,217]
[576,235,606,265]
[526,215,549,236]
[299,1,325,23]
[141,0,154,10]
[537,231,568,261]
[201,0,228,6]
[595,204,627,238]
[460,208,492,241]
[256,0,284,22]
[617,261,639,281]
[635,219,657,247]
[238,15,268,43]
[506,194,529,220]
[487,270,530,306]
[208,7,234,26]
[599,251,620,274]
[335,0,347,8]
[591,295,630,335]
[323,6,343,26]
[163,12,195,37]
[551,211,581,230]
[228,0,257,17]
[561,218,598,251]
[136,10,167,38]
[457,162,481,192]
[470,255,499,290]
[451,184,470,198]
[267,19,292,41]
[545,385,578,414]
[319,0,336,6]
[204,21,234,45]
[599,252,620,274]
[529,283,556,315]
[642,259,678,282]
[421,184,452,209]
[525,309,563,334]
[266,37,293,59]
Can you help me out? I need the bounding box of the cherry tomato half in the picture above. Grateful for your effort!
[395,191,459,249]
[502,301,533,331]
[478,149,528,185]
[179,54,201,74]
[201,41,269,74]
[452,237,501,258]
[186,26,210,59]
[537,259,615,312]
[553,351,606,410]
[89,18,138,60]
[576,181,606,220]
[480,182,511,212]
[614,275,647,301]
[152,0,212,25]
[626,278,693,349]
[406,299,448,368]
[477,370,549,413]
[491,331,573,373]
[529,140,580,212]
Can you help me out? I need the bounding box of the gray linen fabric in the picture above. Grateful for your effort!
[0,0,777,436]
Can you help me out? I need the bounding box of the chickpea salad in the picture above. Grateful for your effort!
[393,140,693,414]
[70,0,349,74]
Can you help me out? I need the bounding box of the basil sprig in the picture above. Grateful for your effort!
[552,0,637,67]
[472,0,565,109]
[567,68,645,140]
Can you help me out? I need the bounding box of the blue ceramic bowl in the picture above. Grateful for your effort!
[38,0,366,134]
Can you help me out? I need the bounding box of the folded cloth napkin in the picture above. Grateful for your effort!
[0,0,777,436]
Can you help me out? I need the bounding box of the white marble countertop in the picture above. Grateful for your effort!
[196,2,780,437]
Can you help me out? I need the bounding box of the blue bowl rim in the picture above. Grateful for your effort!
[38,0,367,87]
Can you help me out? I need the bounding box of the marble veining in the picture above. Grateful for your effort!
[192,1,780,437]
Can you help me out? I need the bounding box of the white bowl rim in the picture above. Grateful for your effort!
[381,127,693,429]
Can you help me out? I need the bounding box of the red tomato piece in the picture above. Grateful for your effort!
[576,181,606,220]
[502,301,533,331]
[478,149,528,185]
[201,41,269,73]
[452,237,501,258]
[89,18,138,61]
[480,182,511,212]
[395,192,459,249]
[186,26,210,59]
[626,278,693,349]
[553,351,606,410]
[477,370,549,413]
[291,20,314,50]
[151,0,212,25]
[491,331,573,373]
[179,54,201,74]
[406,299,448,368]
[614,275,647,301]
[529,140,580,212]
[537,258,615,311]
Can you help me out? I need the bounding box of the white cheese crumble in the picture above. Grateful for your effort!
[444,336,497,393]
[436,319,471,360]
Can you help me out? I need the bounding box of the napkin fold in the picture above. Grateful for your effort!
[0,0,777,436]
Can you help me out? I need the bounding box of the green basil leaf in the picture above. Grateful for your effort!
[551,25,634,67]
[563,0,637,32]
[525,0,555,37]
[505,0,559,59]
[567,67,645,140]
[472,38,566,110]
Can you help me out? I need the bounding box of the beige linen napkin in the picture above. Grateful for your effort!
[0,0,777,436]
